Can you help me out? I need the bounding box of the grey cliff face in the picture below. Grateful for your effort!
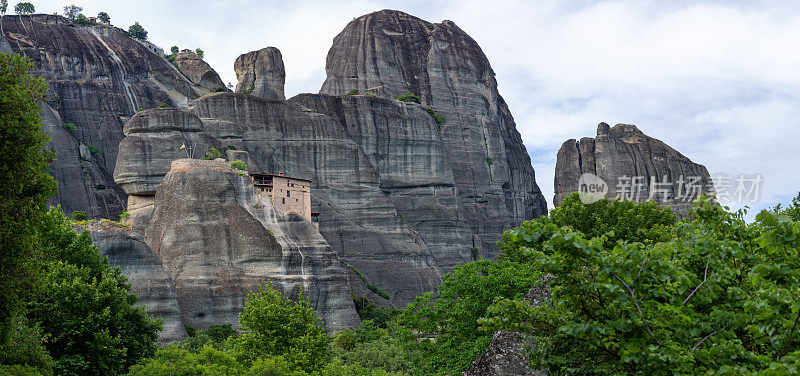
[320,10,548,257]
[174,50,229,94]
[142,159,359,334]
[0,14,201,219]
[190,93,444,304]
[90,229,186,343]
[234,47,285,100]
[554,123,713,216]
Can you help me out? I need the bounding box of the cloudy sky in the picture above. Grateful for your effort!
[32,0,800,215]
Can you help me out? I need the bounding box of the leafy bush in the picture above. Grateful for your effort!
[73,14,95,26]
[346,89,359,95]
[242,82,255,95]
[367,284,391,300]
[233,284,331,372]
[87,144,99,157]
[71,211,87,220]
[485,156,493,165]
[222,144,237,151]
[195,48,204,59]
[352,297,399,328]
[231,160,247,171]
[63,122,76,134]
[394,259,540,374]
[158,103,170,108]
[424,107,446,125]
[396,93,421,103]
[119,209,130,222]
[201,147,222,160]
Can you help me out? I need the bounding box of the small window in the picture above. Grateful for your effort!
[287,191,291,197]
[282,198,285,204]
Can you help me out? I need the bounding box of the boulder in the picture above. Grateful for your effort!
[234,47,285,100]
[174,50,229,94]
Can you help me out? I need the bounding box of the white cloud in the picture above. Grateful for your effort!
[30,0,800,215]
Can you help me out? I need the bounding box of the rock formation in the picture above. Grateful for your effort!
[174,50,229,94]
[234,47,285,100]
[8,10,551,339]
[554,123,713,216]
[320,10,548,258]
[143,159,359,334]
[0,14,201,219]
[90,229,186,343]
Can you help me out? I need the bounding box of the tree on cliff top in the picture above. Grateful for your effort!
[0,52,56,345]
[0,0,8,16]
[127,21,147,40]
[96,11,109,24]
[63,4,81,20]
[14,2,34,14]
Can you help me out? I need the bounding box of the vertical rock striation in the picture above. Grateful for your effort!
[319,10,547,258]
[0,14,201,218]
[554,123,713,216]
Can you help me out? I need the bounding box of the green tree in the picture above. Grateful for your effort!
[483,198,800,374]
[499,192,676,263]
[233,284,331,372]
[0,53,57,345]
[127,21,147,40]
[73,13,93,26]
[395,259,539,375]
[28,208,161,375]
[195,48,204,59]
[62,4,81,20]
[14,2,33,14]
[0,0,8,15]
[96,11,109,24]
[170,45,179,55]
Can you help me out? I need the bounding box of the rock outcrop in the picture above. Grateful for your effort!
[142,159,359,334]
[320,10,548,258]
[0,14,201,219]
[234,47,285,100]
[174,50,228,94]
[554,123,713,216]
[90,229,186,343]
[190,94,443,304]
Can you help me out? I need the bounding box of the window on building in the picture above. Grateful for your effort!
[287,191,290,197]
[282,198,285,204]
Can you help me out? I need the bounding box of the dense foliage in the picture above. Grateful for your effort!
[14,2,34,14]
[394,259,540,374]
[482,194,800,374]
[0,53,56,345]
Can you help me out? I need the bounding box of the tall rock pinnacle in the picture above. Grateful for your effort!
[320,9,548,257]
[234,47,286,100]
